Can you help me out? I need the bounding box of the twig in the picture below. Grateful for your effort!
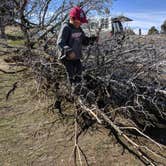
[119,127,162,149]
[77,98,164,166]
[0,68,27,74]
[69,104,90,166]
[78,98,102,124]
[6,82,18,101]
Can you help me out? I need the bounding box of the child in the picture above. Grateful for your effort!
[57,6,97,86]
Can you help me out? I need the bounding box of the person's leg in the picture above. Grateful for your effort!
[63,60,75,84]
[74,60,83,84]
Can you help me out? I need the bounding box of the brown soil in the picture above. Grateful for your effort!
[0,55,145,166]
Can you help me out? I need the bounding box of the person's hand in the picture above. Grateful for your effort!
[66,51,76,60]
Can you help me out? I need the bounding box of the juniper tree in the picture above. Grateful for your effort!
[148,26,159,35]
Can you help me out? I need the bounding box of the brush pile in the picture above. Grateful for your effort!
[81,34,166,129]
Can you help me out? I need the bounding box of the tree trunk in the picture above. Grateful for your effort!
[0,17,6,38]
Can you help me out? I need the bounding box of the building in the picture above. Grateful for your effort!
[82,15,133,36]
[82,16,112,34]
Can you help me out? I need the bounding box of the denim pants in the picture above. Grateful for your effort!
[63,59,82,85]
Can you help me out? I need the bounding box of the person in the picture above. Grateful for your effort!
[57,6,97,87]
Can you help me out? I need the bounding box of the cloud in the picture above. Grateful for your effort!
[113,11,166,34]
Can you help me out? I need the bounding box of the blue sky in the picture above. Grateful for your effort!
[110,0,166,34]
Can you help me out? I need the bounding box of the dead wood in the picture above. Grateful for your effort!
[6,81,18,101]
[0,68,27,74]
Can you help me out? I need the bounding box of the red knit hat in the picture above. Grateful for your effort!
[69,6,88,23]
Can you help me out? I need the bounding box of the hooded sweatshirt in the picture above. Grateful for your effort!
[57,22,96,60]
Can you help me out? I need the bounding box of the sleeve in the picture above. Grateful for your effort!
[57,24,72,54]
[82,30,98,46]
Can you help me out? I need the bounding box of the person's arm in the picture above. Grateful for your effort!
[57,24,73,55]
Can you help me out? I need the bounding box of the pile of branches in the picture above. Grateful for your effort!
[81,34,166,129]
[3,34,166,165]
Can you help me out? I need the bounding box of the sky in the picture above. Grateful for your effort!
[110,0,166,34]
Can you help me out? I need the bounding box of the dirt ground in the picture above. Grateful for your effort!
[0,53,146,166]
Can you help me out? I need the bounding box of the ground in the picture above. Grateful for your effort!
[1,27,166,165]
[0,45,143,166]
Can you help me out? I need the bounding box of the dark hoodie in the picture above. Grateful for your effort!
[57,22,97,60]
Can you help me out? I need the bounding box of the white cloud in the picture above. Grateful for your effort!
[112,11,166,35]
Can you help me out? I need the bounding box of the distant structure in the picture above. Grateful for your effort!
[82,15,133,36]
[139,28,142,35]
[82,16,112,33]
[111,16,133,34]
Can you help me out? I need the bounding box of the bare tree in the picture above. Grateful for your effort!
[12,0,113,49]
